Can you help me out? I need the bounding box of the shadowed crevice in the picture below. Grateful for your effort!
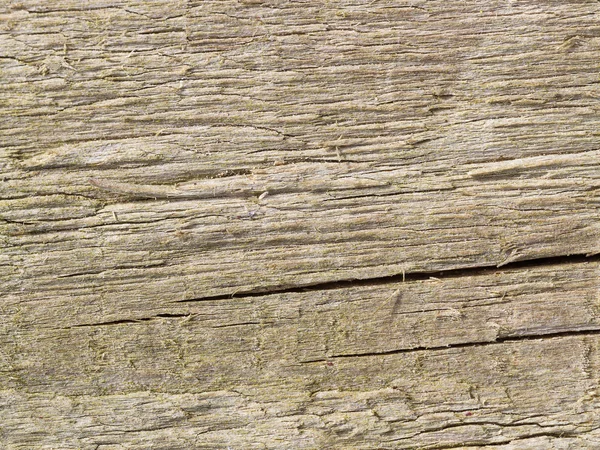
[300,328,600,363]
[176,252,600,303]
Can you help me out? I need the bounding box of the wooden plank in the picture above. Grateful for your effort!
[2,151,599,299]
[1,261,600,448]
[2,1,600,448]
[3,1,600,161]
[2,0,600,297]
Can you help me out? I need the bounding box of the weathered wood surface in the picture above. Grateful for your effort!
[1,0,600,448]
[3,261,600,449]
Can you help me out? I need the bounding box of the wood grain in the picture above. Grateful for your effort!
[1,0,600,448]
[2,261,600,448]
[2,0,600,298]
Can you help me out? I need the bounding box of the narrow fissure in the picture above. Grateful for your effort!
[301,328,600,363]
[176,252,600,303]
[68,313,190,328]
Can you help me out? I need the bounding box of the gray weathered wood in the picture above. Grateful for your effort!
[1,0,600,448]
[2,262,600,448]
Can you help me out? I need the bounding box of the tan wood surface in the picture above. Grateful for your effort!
[1,0,600,448]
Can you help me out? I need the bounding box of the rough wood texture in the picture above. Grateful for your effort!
[1,0,599,448]
[2,261,600,448]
